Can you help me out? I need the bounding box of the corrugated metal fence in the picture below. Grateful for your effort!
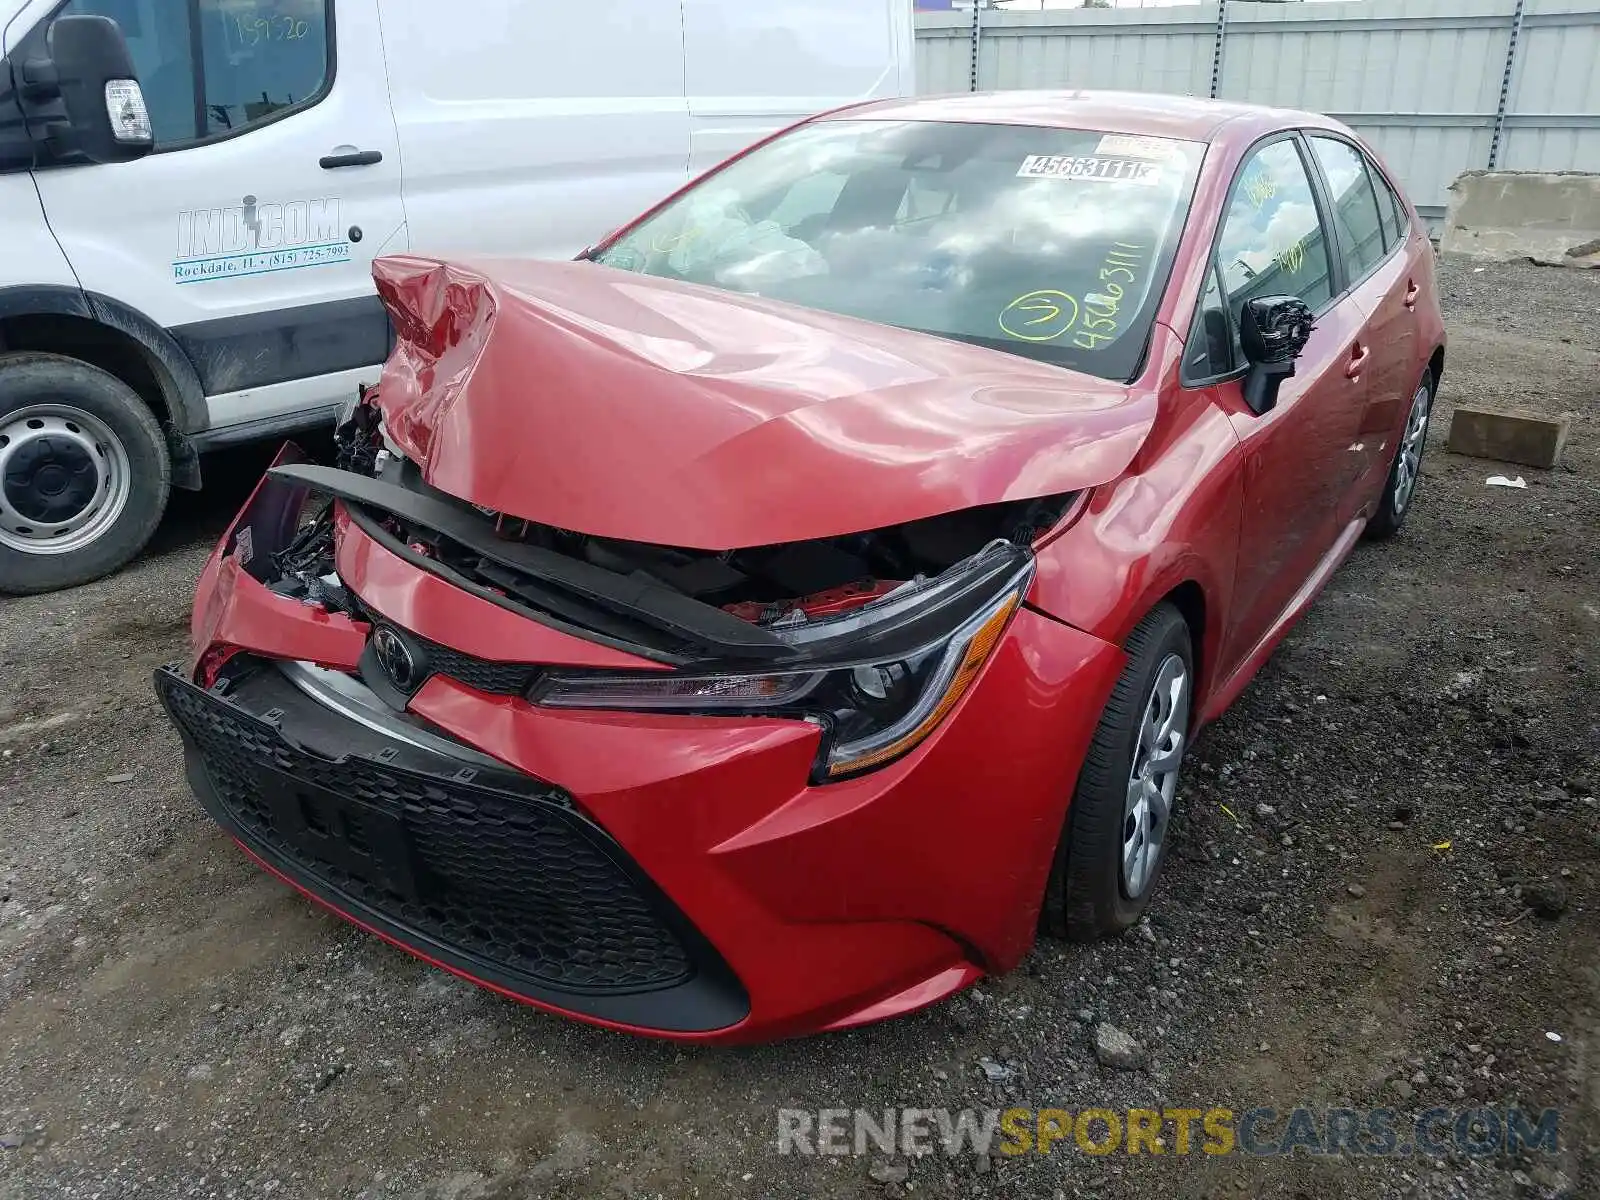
[915,0,1600,227]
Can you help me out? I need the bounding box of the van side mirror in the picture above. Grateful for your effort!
[1239,295,1314,415]
[21,15,152,165]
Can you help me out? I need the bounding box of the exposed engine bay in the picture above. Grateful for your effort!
[294,398,1075,644]
[457,491,1066,629]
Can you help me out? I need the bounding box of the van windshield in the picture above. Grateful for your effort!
[593,119,1204,382]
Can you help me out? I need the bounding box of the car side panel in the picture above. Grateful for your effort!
[1354,220,1445,511]
[1216,288,1370,677]
[1028,331,1244,718]
[1346,234,1415,507]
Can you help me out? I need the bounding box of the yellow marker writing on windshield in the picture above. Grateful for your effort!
[999,290,1079,342]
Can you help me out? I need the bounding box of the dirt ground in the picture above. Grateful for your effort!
[0,258,1595,1200]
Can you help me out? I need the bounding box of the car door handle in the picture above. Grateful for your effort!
[320,149,384,169]
[1403,280,1420,311]
[1345,342,1371,380]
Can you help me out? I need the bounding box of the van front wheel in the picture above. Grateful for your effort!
[0,352,170,595]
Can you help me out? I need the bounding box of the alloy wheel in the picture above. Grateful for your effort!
[1392,381,1432,514]
[1121,652,1190,899]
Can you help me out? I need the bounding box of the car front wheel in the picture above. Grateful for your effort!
[1042,601,1194,940]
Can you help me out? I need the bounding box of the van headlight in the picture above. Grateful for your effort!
[530,542,1031,781]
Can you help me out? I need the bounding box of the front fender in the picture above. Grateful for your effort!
[1028,392,1244,715]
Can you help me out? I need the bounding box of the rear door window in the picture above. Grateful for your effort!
[1309,135,1386,281]
[1368,159,1409,251]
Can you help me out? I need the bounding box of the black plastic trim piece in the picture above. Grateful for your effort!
[0,284,210,440]
[83,290,209,433]
[169,295,389,396]
[0,50,33,173]
[189,404,340,451]
[154,663,750,1033]
[272,463,787,659]
[320,149,382,169]
[342,502,694,669]
[0,283,89,322]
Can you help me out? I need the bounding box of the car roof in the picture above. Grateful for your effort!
[832,90,1342,145]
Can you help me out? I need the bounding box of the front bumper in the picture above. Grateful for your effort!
[156,662,748,1032]
[168,474,1126,1042]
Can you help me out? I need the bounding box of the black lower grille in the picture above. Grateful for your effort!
[158,668,692,996]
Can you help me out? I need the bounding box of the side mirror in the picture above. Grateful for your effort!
[1239,295,1314,415]
[21,15,152,165]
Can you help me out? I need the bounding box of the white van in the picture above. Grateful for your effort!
[0,0,913,594]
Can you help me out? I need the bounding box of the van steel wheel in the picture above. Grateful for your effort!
[0,403,134,555]
[0,354,170,595]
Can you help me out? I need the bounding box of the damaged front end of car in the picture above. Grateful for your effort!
[219,400,1077,783]
[158,251,1161,1040]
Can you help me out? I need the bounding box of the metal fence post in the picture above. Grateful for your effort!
[1487,0,1527,168]
[969,0,983,92]
[1209,0,1229,99]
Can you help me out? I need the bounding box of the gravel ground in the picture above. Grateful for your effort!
[0,258,1595,1200]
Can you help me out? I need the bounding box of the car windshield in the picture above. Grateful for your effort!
[593,119,1204,382]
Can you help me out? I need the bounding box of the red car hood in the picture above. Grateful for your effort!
[371,255,1157,549]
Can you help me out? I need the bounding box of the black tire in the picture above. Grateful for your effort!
[0,352,170,595]
[1042,602,1193,941]
[1364,366,1434,541]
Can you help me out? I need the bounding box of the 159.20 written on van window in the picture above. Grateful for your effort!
[229,12,314,46]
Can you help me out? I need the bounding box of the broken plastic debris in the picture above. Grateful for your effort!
[977,1057,1014,1082]
[1219,803,1241,826]
[1431,840,1453,853]
[1485,475,1527,489]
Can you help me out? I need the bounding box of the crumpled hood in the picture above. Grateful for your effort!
[371,255,1158,549]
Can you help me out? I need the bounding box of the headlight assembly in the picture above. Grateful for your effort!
[530,541,1032,781]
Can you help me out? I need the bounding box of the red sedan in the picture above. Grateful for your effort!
[156,92,1444,1042]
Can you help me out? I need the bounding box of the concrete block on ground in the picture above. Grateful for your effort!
[1441,172,1600,268]
[1445,406,1572,469]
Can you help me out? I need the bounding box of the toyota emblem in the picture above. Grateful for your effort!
[372,627,419,692]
